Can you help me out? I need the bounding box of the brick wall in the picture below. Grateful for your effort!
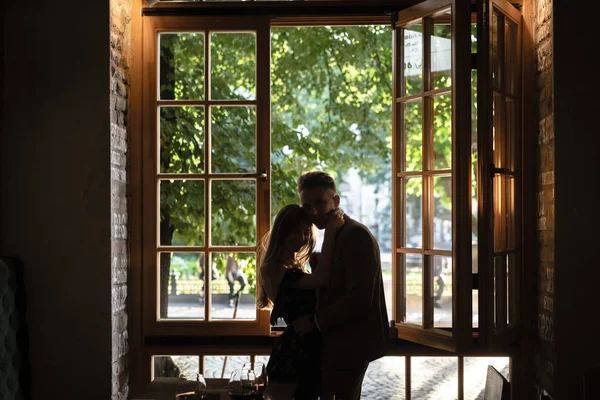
[533,0,555,397]
[110,1,132,399]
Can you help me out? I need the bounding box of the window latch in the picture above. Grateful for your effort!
[241,169,268,181]
[491,164,514,178]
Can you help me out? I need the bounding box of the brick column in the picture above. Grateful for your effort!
[110,1,132,399]
[533,0,555,397]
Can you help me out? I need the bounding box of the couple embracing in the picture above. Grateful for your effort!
[257,171,391,400]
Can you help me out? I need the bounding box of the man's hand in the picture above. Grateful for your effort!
[292,314,316,336]
[325,208,345,231]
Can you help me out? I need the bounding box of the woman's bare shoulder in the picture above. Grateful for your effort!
[260,262,287,280]
[260,262,288,301]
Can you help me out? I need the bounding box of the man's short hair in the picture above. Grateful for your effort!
[297,171,337,193]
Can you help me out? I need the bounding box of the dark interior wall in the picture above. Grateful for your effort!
[1,2,112,399]
[0,3,3,248]
[554,3,600,400]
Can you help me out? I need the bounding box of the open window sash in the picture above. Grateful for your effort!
[392,0,473,352]
[477,0,522,348]
[141,15,272,336]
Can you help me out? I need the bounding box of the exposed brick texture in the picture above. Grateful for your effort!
[110,1,132,399]
[533,0,555,397]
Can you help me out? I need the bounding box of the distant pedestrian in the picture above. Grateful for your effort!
[197,253,219,300]
[226,254,248,307]
[434,258,445,308]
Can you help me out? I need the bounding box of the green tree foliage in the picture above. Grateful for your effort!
[270,26,394,214]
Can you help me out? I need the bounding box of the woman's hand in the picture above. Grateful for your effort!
[326,208,345,231]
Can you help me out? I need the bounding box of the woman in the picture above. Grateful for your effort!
[257,204,344,399]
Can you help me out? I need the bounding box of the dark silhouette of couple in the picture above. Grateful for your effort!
[257,171,390,400]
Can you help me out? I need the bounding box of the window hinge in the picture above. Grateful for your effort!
[388,12,398,30]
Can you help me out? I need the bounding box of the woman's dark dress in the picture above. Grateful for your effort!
[267,268,321,399]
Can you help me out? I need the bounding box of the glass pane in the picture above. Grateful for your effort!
[211,106,256,173]
[506,98,517,172]
[405,254,423,325]
[403,24,423,96]
[362,357,406,399]
[161,252,205,319]
[210,33,256,100]
[473,289,479,328]
[159,33,205,100]
[406,177,422,249]
[471,69,478,274]
[211,180,256,246]
[508,253,515,325]
[494,95,509,170]
[160,106,205,174]
[505,20,517,95]
[433,94,452,170]
[210,252,256,321]
[471,23,478,53]
[256,355,270,366]
[404,100,423,172]
[383,252,393,324]
[153,355,199,379]
[433,256,452,328]
[160,180,205,246]
[507,175,515,249]
[431,22,452,90]
[464,357,510,399]
[492,13,501,88]
[411,357,458,399]
[493,255,507,328]
[433,175,452,250]
[493,174,503,252]
[203,356,251,379]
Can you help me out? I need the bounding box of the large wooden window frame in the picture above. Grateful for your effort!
[129,0,528,394]
[477,0,523,348]
[141,15,272,337]
[392,0,473,353]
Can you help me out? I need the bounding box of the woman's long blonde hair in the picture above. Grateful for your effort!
[256,204,316,310]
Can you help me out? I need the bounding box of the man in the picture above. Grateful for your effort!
[292,171,390,400]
